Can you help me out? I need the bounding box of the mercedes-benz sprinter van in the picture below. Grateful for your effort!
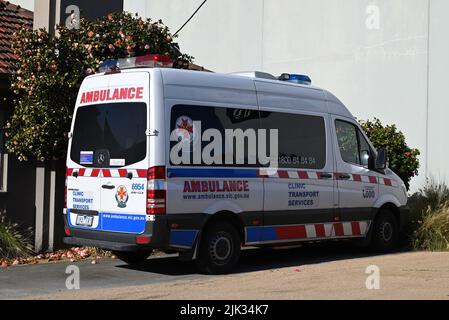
[64,55,409,274]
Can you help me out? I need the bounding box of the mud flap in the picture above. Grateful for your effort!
[178,232,201,261]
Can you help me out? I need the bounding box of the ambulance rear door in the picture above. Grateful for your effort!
[67,71,150,234]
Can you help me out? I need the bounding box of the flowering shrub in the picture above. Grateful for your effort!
[360,118,420,190]
[5,12,193,161]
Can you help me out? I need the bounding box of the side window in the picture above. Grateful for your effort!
[260,111,326,170]
[335,120,372,168]
[335,120,360,164]
[358,133,372,167]
[170,105,260,167]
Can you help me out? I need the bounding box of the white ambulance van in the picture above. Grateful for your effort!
[64,55,409,274]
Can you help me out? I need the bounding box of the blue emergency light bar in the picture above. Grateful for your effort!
[279,73,312,85]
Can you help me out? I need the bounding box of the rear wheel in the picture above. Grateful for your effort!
[196,222,241,274]
[370,209,399,252]
[113,250,153,265]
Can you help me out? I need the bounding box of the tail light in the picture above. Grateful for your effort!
[147,166,166,215]
[136,236,151,244]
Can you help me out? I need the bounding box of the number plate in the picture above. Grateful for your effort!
[76,215,94,227]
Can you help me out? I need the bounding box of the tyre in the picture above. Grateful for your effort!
[113,250,153,265]
[196,221,241,274]
[370,209,399,252]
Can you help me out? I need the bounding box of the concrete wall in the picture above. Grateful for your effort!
[125,0,449,192]
[12,0,34,11]
[427,0,449,185]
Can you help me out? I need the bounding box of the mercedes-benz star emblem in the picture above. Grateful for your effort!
[98,154,105,164]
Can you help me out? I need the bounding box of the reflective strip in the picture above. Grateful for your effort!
[379,178,396,187]
[246,221,371,244]
[66,168,147,178]
[66,167,398,187]
[351,222,361,235]
[305,224,316,238]
[260,169,396,187]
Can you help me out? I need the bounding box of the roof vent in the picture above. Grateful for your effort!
[231,71,277,80]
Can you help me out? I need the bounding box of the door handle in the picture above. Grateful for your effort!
[320,173,333,179]
[338,174,351,180]
[102,185,115,190]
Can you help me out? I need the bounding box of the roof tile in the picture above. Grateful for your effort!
[0,0,33,75]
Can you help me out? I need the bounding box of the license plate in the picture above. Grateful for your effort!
[76,215,94,227]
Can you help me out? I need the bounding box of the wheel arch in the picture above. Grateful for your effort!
[201,211,246,244]
[377,202,401,229]
[374,194,403,229]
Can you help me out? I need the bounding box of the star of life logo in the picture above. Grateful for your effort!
[174,116,198,144]
[115,185,129,208]
[170,117,279,172]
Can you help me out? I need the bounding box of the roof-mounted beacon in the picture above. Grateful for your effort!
[278,73,312,85]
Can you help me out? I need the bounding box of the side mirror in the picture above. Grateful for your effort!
[375,149,388,170]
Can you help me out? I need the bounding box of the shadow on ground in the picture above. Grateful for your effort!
[118,242,406,276]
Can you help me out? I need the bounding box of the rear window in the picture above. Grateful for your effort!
[70,103,147,167]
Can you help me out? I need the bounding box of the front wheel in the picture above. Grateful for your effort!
[113,250,153,265]
[370,210,399,252]
[196,222,241,274]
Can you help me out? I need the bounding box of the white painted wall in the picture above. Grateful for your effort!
[124,0,447,192]
[427,0,449,185]
[12,0,34,10]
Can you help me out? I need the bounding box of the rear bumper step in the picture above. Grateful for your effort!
[64,236,144,252]
[63,214,171,252]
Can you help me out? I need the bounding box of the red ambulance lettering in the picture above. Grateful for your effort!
[112,89,120,100]
[136,87,144,99]
[119,88,128,99]
[93,90,100,102]
[80,87,144,104]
